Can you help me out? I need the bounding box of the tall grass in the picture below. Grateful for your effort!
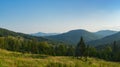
[0,49,120,67]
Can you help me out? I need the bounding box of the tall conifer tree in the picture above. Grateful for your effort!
[75,37,86,58]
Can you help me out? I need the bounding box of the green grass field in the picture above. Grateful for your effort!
[0,49,120,67]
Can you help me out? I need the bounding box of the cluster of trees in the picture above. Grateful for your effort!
[0,36,74,56]
[96,41,120,61]
[75,37,120,62]
[0,36,120,62]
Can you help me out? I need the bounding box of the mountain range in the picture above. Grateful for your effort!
[0,28,120,46]
[44,29,119,45]
[88,31,120,46]
[45,29,101,45]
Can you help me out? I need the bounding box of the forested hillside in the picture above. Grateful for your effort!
[95,30,118,37]
[46,29,101,45]
[0,28,48,42]
[1,0,120,67]
[0,28,120,64]
[88,32,120,46]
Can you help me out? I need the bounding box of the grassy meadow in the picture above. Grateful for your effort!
[0,49,120,67]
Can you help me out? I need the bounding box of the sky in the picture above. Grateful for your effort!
[0,0,120,34]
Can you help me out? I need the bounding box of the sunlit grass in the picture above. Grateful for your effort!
[0,49,120,67]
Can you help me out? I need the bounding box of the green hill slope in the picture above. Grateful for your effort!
[95,30,118,38]
[88,32,120,46]
[46,29,101,45]
[0,28,48,42]
[0,49,120,67]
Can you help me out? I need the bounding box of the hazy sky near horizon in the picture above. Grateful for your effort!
[0,0,120,33]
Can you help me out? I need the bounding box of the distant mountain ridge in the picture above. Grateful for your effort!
[45,29,101,45]
[31,32,59,36]
[1,27,120,46]
[95,30,118,37]
[88,31,120,46]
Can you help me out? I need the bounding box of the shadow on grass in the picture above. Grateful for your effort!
[9,52,49,59]
[30,54,48,59]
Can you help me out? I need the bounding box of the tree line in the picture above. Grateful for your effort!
[0,36,120,62]
[75,37,120,62]
[0,36,74,56]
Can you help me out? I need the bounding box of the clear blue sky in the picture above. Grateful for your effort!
[0,0,120,33]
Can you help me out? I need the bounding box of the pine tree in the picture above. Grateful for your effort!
[112,41,119,61]
[75,37,86,58]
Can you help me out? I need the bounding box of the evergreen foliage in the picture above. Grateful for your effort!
[75,37,86,58]
[0,28,120,62]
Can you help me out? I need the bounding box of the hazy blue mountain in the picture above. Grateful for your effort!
[46,29,101,45]
[88,31,120,46]
[31,32,59,36]
[95,30,118,37]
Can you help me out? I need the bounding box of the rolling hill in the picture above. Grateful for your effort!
[46,29,101,45]
[1,27,119,47]
[0,28,49,42]
[95,30,118,38]
[88,32,120,46]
